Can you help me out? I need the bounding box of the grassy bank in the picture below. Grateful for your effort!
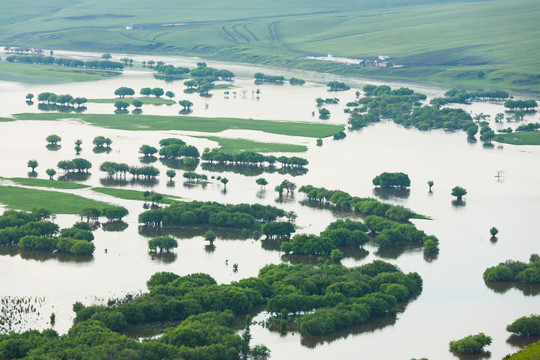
[88,97,176,105]
[6,177,90,190]
[0,62,121,82]
[92,187,181,204]
[13,113,343,138]
[0,0,538,94]
[495,132,540,145]
[202,136,307,153]
[0,117,14,122]
[0,185,109,214]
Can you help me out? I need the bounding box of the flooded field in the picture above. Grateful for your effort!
[0,50,539,359]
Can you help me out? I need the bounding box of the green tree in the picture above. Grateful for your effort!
[166,169,176,181]
[204,230,217,244]
[114,87,135,98]
[148,236,178,253]
[93,136,112,148]
[132,100,143,109]
[451,186,467,201]
[27,159,38,172]
[449,333,492,354]
[46,134,61,145]
[102,206,129,221]
[330,249,343,263]
[165,91,175,99]
[114,100,129,110]
[151,88,164,98]
[75,139,82,155]
[26,93,34,101]
[316,138,323,146]
[179,100,193,110]
[427,180,434,192]
[506,315,540,337]
[220,177,229,189]
[490,227,499,237]
[101,53,112,60]
[140,87,151,97]
[46,168,56,180]
[139,145,157,157]
[318,108,330,119]
[256,178,268,189]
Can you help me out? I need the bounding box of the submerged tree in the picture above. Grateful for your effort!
[451,186,467,201]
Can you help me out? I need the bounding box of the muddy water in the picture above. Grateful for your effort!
[1,50,540,360]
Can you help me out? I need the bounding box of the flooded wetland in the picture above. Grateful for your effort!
[1,50,539,360]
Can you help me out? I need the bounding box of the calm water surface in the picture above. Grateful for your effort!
[0,50,539,360]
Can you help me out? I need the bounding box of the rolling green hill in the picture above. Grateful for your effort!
[1,0,539,93]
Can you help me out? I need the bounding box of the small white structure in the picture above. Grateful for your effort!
[305,54,363,65]
[378,55,391,61]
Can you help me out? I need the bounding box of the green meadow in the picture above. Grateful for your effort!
[495,132,540,146]
[0,186,109,214]
[92,187,181,204]
[13,113,343,138]
[0,0,538,92]
[88,97,176,105]
[6,177,90,190]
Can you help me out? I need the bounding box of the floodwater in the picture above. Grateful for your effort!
[1,50,540,360]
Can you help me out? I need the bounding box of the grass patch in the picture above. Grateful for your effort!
[88,97,176,105]
[0,185,110,214]
[0,117,14,122]
[213,84,236,90]
[202,136,307,153]
[7,177,90,190]
[0,62,121,82]
[495,132,540,145]
[92,187,181,204]
[13,113,343,138]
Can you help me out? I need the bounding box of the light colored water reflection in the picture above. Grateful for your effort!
[0,50,539,360]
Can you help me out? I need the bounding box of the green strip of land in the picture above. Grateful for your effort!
[495,132,540,145]
[6,177,90,190]
[92,187,181,204]
[0,117,14,122]
[0,62,121,83]
[202,136,307,153]
[0,186,110,214]
[88,97,176,105]
[13,113,343,138]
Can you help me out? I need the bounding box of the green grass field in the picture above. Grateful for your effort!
[92,187,181,204]
[13,113,343,138]
[0,0,538,93]
[495,132,540,145]
[0,62,121,82]
[88,97,176,105]
[0,117,14,122]
[504,340,540,360]
[202,136,307,153]
[0,185,109,214]
[7,177,90,189]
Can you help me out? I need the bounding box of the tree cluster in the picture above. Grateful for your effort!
[99,162,159,179]
[159,138,200,159]
[298,185,416,221]
[449,333,492,354]
[139,200,288,228]
[507,314,540,337]
[504,99,538,111]
[37,92,87,107]
[0,209,95,255]
[57,158,92,173]
[6,55,123,70]
[372,172,411,188]
[262,222,295,240]
[483,254,540,284]
[289,77,305,85]
[515,123,540,132]
[327,81,350,91]
[431,89,509,105]
[183,171,208,183]
[254,73,285,84]
[202,148,308,168]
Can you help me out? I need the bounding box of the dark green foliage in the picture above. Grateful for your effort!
[148,236,178,253]
[515,123,540,132]
[484,255,540,284]
[101,206,129,221]
[451,186,467,200]
[327,81,350,91]
[333,131,346,140]
[449,333,492,354]
[202,148,308,167]
[114,87,135,98]
[431,89,509,105]
[372,172,411,188]
[504,99,538,111]
[139,200,287,229]
[254,73,285,84]
[0,210,95,255]
[507,315,540,337]
[299,185,415,221]
[262,222,295,239]
[289,77,305,85]
[6,55,123,69]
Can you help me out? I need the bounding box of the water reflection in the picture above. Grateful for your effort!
[58,172,91,182]
[201,163,308,177]
[204,244,216,253]
[46,144,61,151]
[452,200,466,207]
[38,104,87,113]
[139,225,251,240]
[150,252,177,263]
[139,156,158,164]
[506,334,540,348]
[160,158,199,171]
[99,177,158,188]
[27,171,38,178]
[450,351,491,360]
[183,181,208,189]
[484,281,540,296]
[26,101,34,106]
[0,246,93,263]
[300,315,397,348]
[93,147,112,154]
[132,109,143,115]
[375,246,421,259]
[423,251,439,263]
[373,187,410,200]
[102,220,129,232]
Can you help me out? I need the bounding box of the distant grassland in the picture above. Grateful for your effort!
[495,132,540,145]
[92,187,181,204]
[202,136,307,153]
[0,62,121,82]
[0,0,538,93]
[13,113,343,138]
[0,185,109,214]
[88,97,176,105]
